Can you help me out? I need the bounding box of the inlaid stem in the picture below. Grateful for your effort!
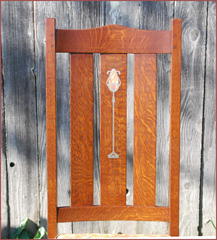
[112,92,115,153]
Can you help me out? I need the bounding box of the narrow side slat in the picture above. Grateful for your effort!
[70,54,94,206]
[100,54,127,205]
[57,206,169,222]
[134,54,157,206]
[169,19,182,236]
[46,18,57,239]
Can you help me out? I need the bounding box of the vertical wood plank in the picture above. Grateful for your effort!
[103,1,141,234]
[1,3,9,238]
[46,18,57,238]
[0,2,9,238]
[135,1,173,235]
[34,1,103,235]
[134,54,157,206]
[126,54,134,207]
[1,1,39,237]
[202,1,216,236]
[100,54,127,206]
[69,2,103,234]
[34,1,75,234]
[175,1,208,236]
[93,53,101,207]
[169,18,182,237]
[70,54,94,206]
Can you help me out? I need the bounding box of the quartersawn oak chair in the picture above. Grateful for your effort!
[46,18,182,238]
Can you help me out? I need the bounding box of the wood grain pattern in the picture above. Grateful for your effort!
[1,1,215,237]
[57,206,169,222]
[101,2,141,235]
[100,54,127,206]
[169,19,182,236]
[0,2,8,238]
[175,1,209,236]
[46,18,57,239]
[70,54,94,206]
[134,1,174,235]
[1,1,39,238]
[202,1,216,235]
[126,53,134,206]
[34,2,74,235]
[56,25,172,54]
[134,54,157,206]
[93,53,101,207]
[67,2,103,235]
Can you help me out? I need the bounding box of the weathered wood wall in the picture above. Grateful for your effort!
[1,1,216,238]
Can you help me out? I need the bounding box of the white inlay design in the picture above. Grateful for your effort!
[106,69,121,159]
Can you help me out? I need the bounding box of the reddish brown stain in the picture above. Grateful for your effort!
[46,19,182,238]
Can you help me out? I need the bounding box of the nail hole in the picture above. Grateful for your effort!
[126,188,129,195]
[10,162,15,167]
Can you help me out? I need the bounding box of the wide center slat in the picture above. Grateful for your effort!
[100,54,127,206]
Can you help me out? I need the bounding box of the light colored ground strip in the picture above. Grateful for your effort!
[57,233,169,239]
[57,233,215,239]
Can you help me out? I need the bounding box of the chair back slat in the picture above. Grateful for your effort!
[134,54,157,206]
[100,54,127,205]
[70,54,94,206]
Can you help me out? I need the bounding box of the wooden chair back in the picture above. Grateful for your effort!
[46,18,182,238]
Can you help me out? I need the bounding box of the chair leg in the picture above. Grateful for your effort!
[169,220,179,236]
[48,220,57,239]
[46,17,58,239]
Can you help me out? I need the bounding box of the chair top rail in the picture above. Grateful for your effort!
[55,24,172,53]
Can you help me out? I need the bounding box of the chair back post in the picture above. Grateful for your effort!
[169,18,182,236]
[46,18,57,239]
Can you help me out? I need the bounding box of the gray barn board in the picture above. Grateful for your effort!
[202,1,216,236]
[1,1,39,237]
[1,1,216,238]
[175,1,212,236]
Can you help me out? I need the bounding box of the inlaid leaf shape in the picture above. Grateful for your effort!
[106,69,121,93]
